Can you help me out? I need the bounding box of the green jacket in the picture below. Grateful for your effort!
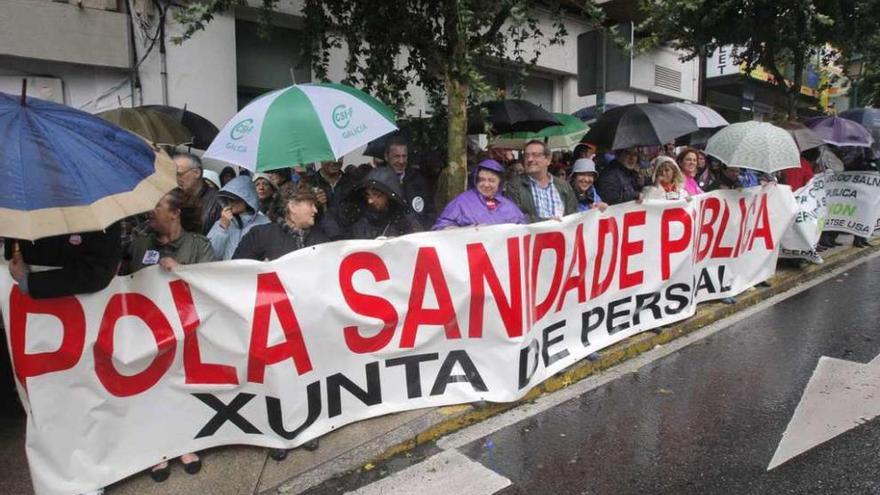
[504,174,579,223]
[127,231,216,274]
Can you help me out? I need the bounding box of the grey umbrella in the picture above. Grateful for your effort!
[775,122,825,152]
[581,103,698,150]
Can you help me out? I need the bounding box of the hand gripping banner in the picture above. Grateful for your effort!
[1,185,796,494]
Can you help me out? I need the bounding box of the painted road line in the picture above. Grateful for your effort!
[437,250,880,452]
[345,449,510,495]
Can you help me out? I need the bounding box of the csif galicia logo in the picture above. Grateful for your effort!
[230,118,255,140]
[332,105,353,129]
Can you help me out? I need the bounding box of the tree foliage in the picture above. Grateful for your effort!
[173,0,605,202]
[637,0,836,118]
[823,0,880,106]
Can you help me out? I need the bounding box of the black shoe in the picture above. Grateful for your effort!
[149,463,170,483]
[302,438,320,451]
[183,458,202,475]
[269,448,288,461]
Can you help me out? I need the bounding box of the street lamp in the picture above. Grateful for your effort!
[848,56,865,108]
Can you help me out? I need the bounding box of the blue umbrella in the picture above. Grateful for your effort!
[572,103,620,122]
[804,116,874,148]
[0,92,177,240]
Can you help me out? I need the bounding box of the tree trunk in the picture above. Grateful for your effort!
[437,75,469,209]
[436,0,469,209]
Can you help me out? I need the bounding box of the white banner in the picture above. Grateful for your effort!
[824,171,880,236]
[2,185,796,495]
[780,174,828,262]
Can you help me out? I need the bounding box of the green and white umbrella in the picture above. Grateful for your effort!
[205,83,397,172]
[490,113,588,150]
[705,121,800,173]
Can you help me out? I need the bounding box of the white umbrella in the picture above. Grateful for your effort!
[668,102,729,129]
[705,121,800,173]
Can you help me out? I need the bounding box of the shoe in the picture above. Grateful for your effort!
[721,297,736,305]
[302,438,320,451]
[269,448,288,461]
[150,462,170,482]
[758,281,771,288]
[586,352,601,361]
[853,238,871,248]
[181,453,201,475]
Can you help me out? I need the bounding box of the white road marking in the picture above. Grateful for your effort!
[437,251,880,451]
[768,353,880,470]
[345,450,511,495]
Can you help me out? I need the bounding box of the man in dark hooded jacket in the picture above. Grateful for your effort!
[345,167,424,239]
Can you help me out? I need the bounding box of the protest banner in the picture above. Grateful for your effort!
[780,174,828,262]
[823,171,880,236]
[1,185,796,494]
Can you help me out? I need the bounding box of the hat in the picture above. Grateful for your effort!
[571,158,597,175]
[252,173,278,190]
[202,169,221,189]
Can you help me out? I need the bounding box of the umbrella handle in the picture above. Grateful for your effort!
[20,78,27,106]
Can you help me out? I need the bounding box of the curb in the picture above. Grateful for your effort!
[368,244,880,461]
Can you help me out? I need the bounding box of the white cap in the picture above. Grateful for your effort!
[572,158,597,175]
[202,169,221,189]
[252,173,278,190]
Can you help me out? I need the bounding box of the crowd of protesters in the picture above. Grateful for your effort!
[3,131,878,494]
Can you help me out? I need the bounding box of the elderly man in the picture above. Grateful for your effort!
[504,140,577,223]
[174,152,220,234]
[381,137,435,228]
[596,147,643,205]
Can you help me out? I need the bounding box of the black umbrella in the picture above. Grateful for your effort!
[581,103,698,150]
[364,128,413,158]
[775,121,825,152]
[141,105,219,150]
[467,99,561,134]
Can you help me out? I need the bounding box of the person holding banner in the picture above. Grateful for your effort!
[126,188,215,481]
[127,188,216,275]
[640,156,691,201]
[432,159,525,229]
[233,185,332,260]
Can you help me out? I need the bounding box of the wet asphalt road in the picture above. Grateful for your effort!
[311,254,880,495]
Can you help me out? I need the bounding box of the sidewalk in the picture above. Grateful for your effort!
[1,240,877,495]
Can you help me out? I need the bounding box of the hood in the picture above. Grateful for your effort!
[218,175,261,213]
[354,166,408,208]
[470,159,505,189]
[650,156,684,185]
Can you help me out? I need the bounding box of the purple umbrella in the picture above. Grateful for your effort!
[804,116,874,148]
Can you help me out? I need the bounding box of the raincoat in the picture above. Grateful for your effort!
[207,176,270,260]
[433,160,525,229]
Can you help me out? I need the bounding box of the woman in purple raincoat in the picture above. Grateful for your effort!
[433,159,526,229]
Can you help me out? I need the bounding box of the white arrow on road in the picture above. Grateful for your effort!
[768,353,880,470]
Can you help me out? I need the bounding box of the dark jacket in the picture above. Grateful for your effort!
[596,160,641,205]
[504,173,578,223]
[378,165,436,228]
[4,223,122,299]
[197,182,222,235]
[232,219,332,261]
[345,167,424,239]
[313,170,357,216]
